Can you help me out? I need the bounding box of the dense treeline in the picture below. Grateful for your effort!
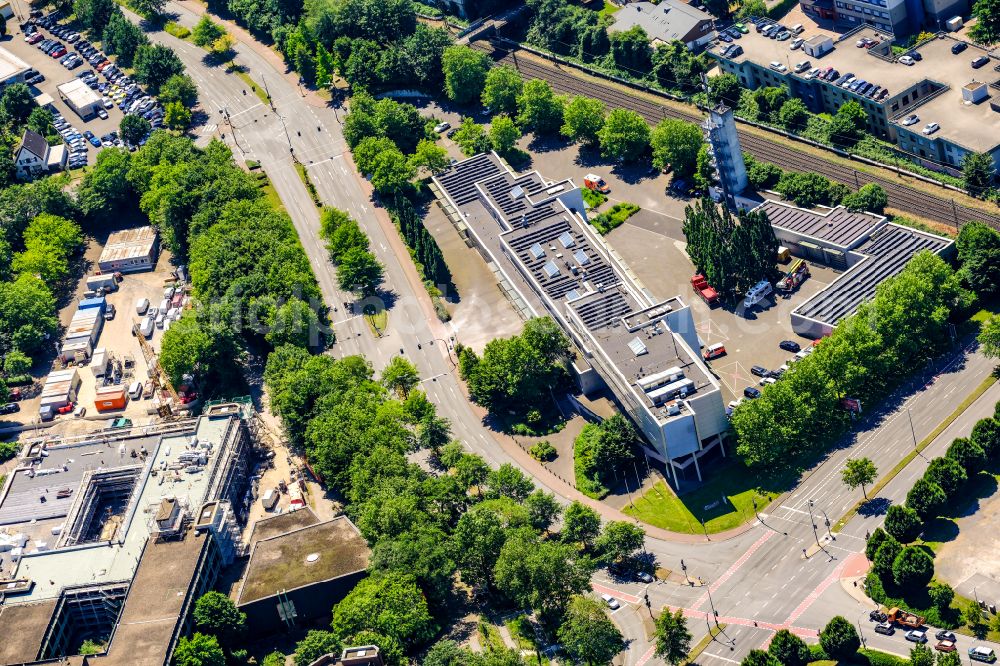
[0,176,82,401]
[77,134,325,390]
[731,251,971,468]
[264,346,644,664]
[682,198,778,299]
[389,193,451,289]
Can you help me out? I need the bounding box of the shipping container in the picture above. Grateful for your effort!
[77,296,107,312]
[94,385,127,412]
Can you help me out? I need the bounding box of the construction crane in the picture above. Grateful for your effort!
[131,321,182,417]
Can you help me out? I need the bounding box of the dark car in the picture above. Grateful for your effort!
[936,631,957,642]
[972,55,990,69]
[779,340,801,353]
[874,622,895,636]
[750,365,770,377]
[951,41,968,55]
[744,387,762,399]
[0,403,20,415]
[907,50,922,61]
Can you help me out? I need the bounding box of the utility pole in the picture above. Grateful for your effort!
[907,408,924,458]
[706,581,720,627]
[807,499,820,547]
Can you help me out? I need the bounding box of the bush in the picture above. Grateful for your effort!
[574,424,610,499]
[859,649,911,666]
[581,187,607,209]
[164,22,191,39]
[590,202,639,235]
[529,440,557,462]
[819,616,860,660]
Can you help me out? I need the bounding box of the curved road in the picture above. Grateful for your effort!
[134,8,1000,663]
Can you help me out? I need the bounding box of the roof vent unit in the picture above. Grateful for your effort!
[543,261,560,278]
[546,184,566,195]
[559,231,576,248]
[509,185,525,200]
[666,403,681,416]
[574,249,589,265]
[628,337,648,357]
[529,243,545,259]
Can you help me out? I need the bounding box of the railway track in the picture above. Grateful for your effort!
[472,41,1000,230]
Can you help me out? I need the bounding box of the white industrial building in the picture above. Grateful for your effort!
[0,46,30,85]
[98,226,159,273]
[433,152,728,483]
[56,78,103,120]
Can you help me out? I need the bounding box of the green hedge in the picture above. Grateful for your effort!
[590,202,639,235]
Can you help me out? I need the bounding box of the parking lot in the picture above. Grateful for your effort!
[5,12,163,167]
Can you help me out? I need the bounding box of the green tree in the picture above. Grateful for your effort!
[873,536,902,582]
[485,463,534,501]
[262,652,285,666]
[957,222,1000,296]
[74,0,115,33]
[980,314,1000,359]
[133,44,184,93]
[775,171,833,207]
[819,616,860,660]
[598,108,650,162]
[337,247,384,295]
[557,595,625,664]
[371,148,416,194]
[742,650,782,666]
[481,65,523,115]
[970,0,1000,52]
[768,629,810,666]
[130,0,166,15]
[910,644,935,666]
[828,100,867,146]
[0,275,58,355]
[294,630,341,666]
[967,599,984,629]
[1,83,35,125]
[516,79,563,135]
[925,456,967,498]
[424,640,471,666]
[27,107,57,143]
[778,98,810,131]
[381,356,419,398]
[192,15,226,46]
[192,591,246,643]
[265,298,320,348]
[906,477,947,520]
[650,119,703,177]
[842,183,888,215]
[370,526,455,607]
[354,136,398,175]
[561,501,601,549]
[331,574,435,645]
[159,74,198,108]
[524,489,561,532]
[708,73,741,108]
[3,349,31,376]
[489,115,521,156]
[865,527,889,561]
[893,545,935,589]
[494,531,594,617]
[947,436,987,473]
[938,651,962,666]
[120,114,151,145]
[560,95,605,146]
[653,608,691,665]
[343,631,404,666]
[609,25,652,72]
[929,581,955,611]
[841,457,878,499]
[173,633,225,666]
[442,45,491,105]
[452,117,491,156]
[595,520,645,564]
[164,101,192,130]
[102,12,148,67]
[884,504,923,543]
[409,139,450,176]
[737,0,767,16]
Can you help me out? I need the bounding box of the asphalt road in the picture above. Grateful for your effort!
[133,10,1000,664]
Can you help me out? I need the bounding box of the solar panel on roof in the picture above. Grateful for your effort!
[628,337,648,357]
[559,231,575,248]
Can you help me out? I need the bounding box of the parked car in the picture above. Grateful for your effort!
[936,641,958,653]
[951,41,968,54]
[637,571,654,583]
[601,594,620,610]
[750,365,770,377]
[906,630,928,644]
[0,403,19,415]
[744,387,762,399]
[969,647,997,663]
[972,55,990,69]
[769,61,787,72]
[902,114,919,126]
[922,122,940,135]
[936,631,957,642]
[97,108,108,119]
[899,55,915,65]
[790,37,804,49]
[779,340,801,353]
[874,622,894,635]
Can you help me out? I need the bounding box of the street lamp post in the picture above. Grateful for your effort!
[681,559,689,584]
[821,508,835,541]
[857,612,868,649]
[706,581,720,628]
[807,499,820,547]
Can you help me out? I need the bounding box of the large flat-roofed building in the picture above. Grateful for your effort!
[755,199,954,337]
[98,226,159,274]
[0,402,253,665]
[432,153,728,482]
[236,509,370,634]
[0,46,31,85]
[709,27,1000,174]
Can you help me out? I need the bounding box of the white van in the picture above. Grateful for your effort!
[744,280,773,307]
[136,297,149,315]
[158,299,169,314]
[128,381,143,400]
[261,489,279,511]
[139,316,155,338]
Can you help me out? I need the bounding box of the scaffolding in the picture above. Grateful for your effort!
[131,319,183,417]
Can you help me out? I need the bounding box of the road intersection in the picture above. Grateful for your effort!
[136,8,1000,663]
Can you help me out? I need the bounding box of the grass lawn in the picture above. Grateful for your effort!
[478,620,506,652]
[363,304,388,337]
[683,623,726,665]
[598,0,621,18]
[505,615,551,665]
[623,461,789,534]
[228,65,271,105]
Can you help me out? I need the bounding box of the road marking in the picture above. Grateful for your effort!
[700,653,742,664]
[591,582,640,605]
[784,559,847,625]
[331,315,362,326]
[692,530,775,610]
[636,644,657,666]
[420,373,447,383]
[779,505,810,515]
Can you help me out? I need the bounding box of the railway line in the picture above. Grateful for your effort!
[472,40,1000,230]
